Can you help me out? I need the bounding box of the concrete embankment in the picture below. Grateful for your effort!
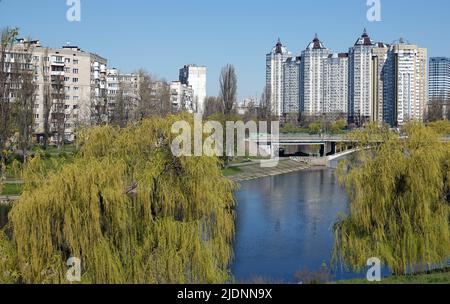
[228,158,314,182]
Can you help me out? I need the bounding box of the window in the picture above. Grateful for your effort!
[73,96,79,100]
[73,59,79,64]
[64,77,70,82]
[64,67,70,73]
[32,56,40,62]
[73,78,79,83]
[73,68,79,74]
[73,86,79,91]
[73,105,79,110]
[55,56,63,63]
[65,58,71,64]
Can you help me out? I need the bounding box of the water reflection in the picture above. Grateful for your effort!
[232,168,365,282]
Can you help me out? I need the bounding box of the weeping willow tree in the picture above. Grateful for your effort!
[0,114,236,284]
[333,122,450,275]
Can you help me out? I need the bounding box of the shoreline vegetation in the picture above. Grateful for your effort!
[336,268,450,284]
[0,119,449,284]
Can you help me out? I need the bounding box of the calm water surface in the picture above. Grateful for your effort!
[232,168,365,282]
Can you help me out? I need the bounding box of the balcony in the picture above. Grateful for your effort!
[50,71,65,77]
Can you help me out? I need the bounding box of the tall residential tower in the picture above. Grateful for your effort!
[348,29,375,125]
[300,35,331,116]
[266,39,292,116]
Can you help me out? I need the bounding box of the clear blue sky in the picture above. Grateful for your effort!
[1,0,449,100]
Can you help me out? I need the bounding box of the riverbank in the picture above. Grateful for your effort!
[337,269,450,284]
[226,158,313,182]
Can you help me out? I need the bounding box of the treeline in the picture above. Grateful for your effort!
[333,121,450,275]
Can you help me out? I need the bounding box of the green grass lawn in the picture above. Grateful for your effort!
[1,183,23,196]
[338,270,450,284]
[222,167,243,177]
[32,144,78,156]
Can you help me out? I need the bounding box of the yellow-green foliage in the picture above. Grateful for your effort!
[428,120,450,136]
[0,115,236,284]
[334,122,450,275]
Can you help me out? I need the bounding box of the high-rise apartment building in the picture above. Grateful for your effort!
[300,35,331,116]
[9,39,107,141]
[324,53,348,114]
[179,64,207,114]
[266,39,292,117]
[106,68,140,122]
[283,56,301,115]
[383,40,428,126]
[371,43,390,124]
[429,57,450,102]
[348,29,375,125]
[170,81,195,112]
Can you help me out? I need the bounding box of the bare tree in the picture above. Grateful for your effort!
[258,86,272,122]
[219,64,237,116]
[0,27,19,179]
[156,81,172,117]
[91,93,109,126]
[204,96,224,118]
[12,45,36,164]
[111,80,130,128]
[446,92,450,121]
[135,69,153,120]
[52,74,66,149]
[41,47,53,149]
[427,98,444,122]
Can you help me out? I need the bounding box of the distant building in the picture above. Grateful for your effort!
[429,57,450,102]
[237,96,259,116]
[348,29,375,125]
[170,81,194,112]
[384,40,428,126]
[106,68,139,122]
[324,53,348,114]
[300,34,331,116]
[179,64,207,113]
[283,56,301,115]
[9,39,107,141]
[371,42,390,124]
[266,39,292,117]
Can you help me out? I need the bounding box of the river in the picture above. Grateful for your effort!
[231,168,366,283]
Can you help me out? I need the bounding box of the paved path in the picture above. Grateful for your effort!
[0,196,19,205]
[4,179,23,185]
[229,159,312,182]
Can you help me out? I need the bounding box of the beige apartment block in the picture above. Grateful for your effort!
[8,39,107,142]
[106,68,140,121]
[390,42,428,126]
[371,42,389,124]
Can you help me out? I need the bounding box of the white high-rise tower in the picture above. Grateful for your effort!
[179,64,207,113]
[348,29,375,125]
[300,34,331,116]
[266,39,291,116]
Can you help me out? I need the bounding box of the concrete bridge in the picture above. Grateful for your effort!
[249,133,356,158]
[250,133,450,158]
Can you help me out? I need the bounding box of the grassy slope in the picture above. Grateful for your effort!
[0,184,23,196]
[222,167,243,177]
